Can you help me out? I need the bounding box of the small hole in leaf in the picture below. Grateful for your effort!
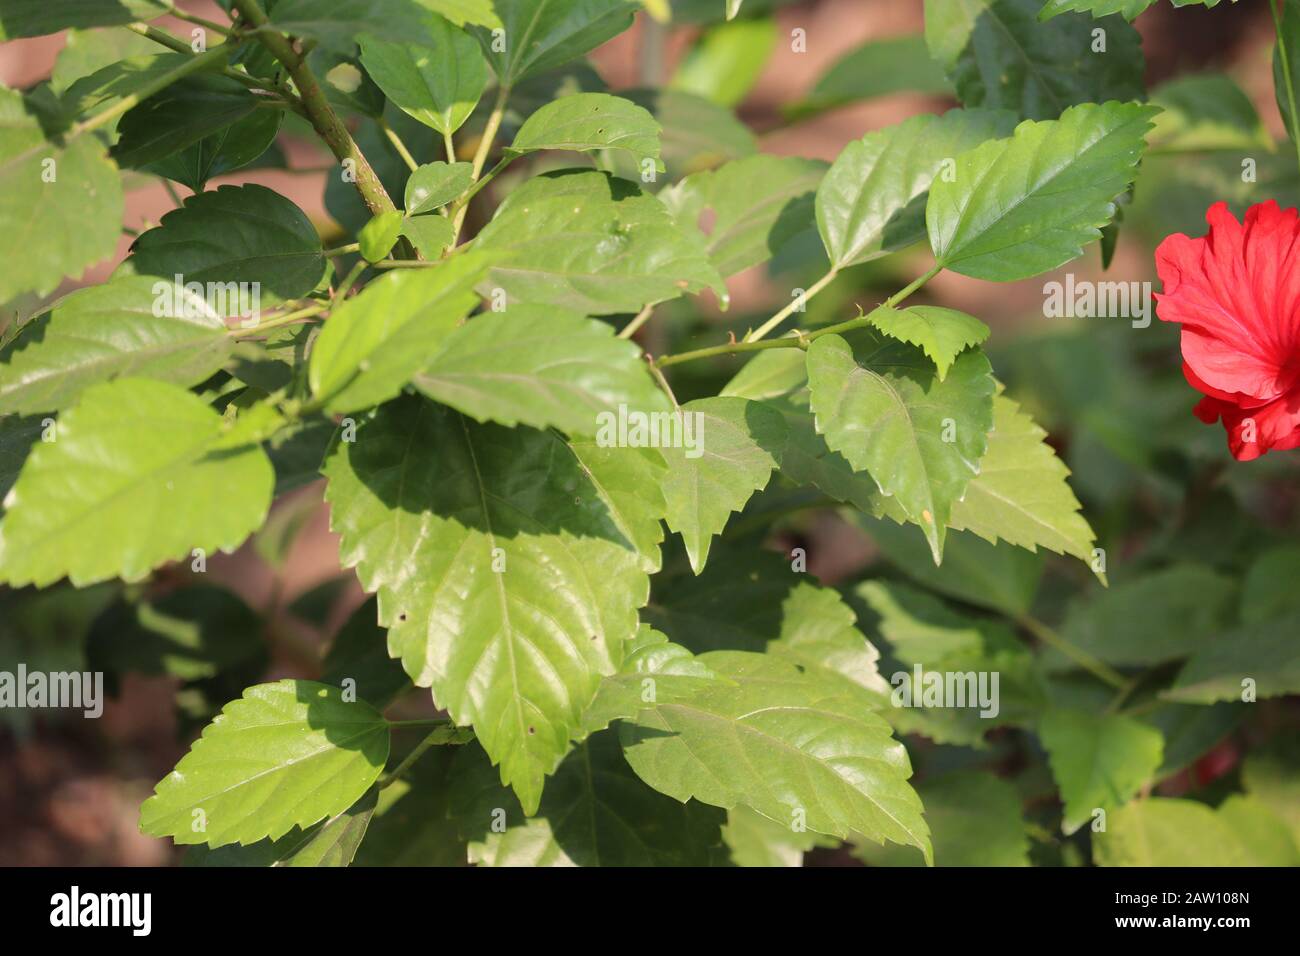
[527,726,536,735]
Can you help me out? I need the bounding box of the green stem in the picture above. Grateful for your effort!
[1272,0,1300,178]
[745,269,838,342]
[229,302,328,337]
[451,84,509,243]
[618,303,655,340]
[443,129,457,164]
[655,333,805,369]
[379,117,420,173]
[126,23,290,98]
[164,2,236,36]
[231,0,398,219]
[323,242,360,258]
[337,260,367,299]
[1016,614,1129,690]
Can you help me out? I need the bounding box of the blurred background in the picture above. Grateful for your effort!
[1,0,1297,865]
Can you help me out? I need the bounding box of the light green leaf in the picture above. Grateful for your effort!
[925,0,1144,120]
[404,161,474,214]
[140,680,389,847]
[61,52,206,119]
[358,210,404,263]
[0,86,123,303]
[473,169,725,314]
[806,329,996,562]
[449,733,725,866]
[0,1,167,39]
[1039,1,1235,20]
[927,100,1158,281]
[866,305,988,380]
[0,378,273,588]
[948,392,1098,566]
[1216,794,1300,867]
[1094,798,1260,867]
[1164,611,1300,704]
[619,650,931,860]
[358,13,488,134]
[421,0,502,28]
[662,154,826,278]
[322,395,665,813]
[124,183,325,309]
[186,789,379,867]
[726,0,744,18]
[1050,564,1235,671]
[626,88,758,180]
[854,771,1028,866]
[51,28,160,94]
[1039,708,1163,834]
[1150,73,1272,152]
[815,108,1016,270]
[308,254,489,414]
[412,305,669,435]
[508,92,661,163]
[402,214,456,258]
[670,16,777,107]
[661,397,785,574]
[788,35,953,119]
[723,805,835,866]
[0,276,231,415]
[470,0,638,86]
[1242,738,1300,850]
[1275,0,1300,140]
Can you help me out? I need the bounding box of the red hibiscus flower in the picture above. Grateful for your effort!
[1154,200,1300,461]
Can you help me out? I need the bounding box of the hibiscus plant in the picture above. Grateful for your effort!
[0,0,1297,869]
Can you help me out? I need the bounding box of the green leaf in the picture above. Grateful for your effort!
[147,107,282,193]
[186,789,379,867]
[1241,545,1300,625]
[401,213,456,258]
[1275,0,1300,140]
[470,0,638,86]
[308,254,489,414]
[1038,1,1237,20]
[358,13,488,135]
[853,771,1028,866]
[1242,738,1300,850]
[927,100,1158,281]
[788,34,953,119]
[948,392,1098,566]
[669,17,777,108]
[866,305,989,380]
[1149,73,1272,152]
[924,0,1144,120]
[1164,611,1300,704]
[61,52,208,120]
[609,88,757,182]
[473,170,725,314]
[1216,794,1300,867]
[806,329,996,562]
[124,184,325,309]
[0,87,123,303]
[660,397,785,574]
[112,74,260,169]
[0,276,232,416]
[507,92,661,163]
[358,210,405,262]
[0,1,167,39]
[815,108,1016,271]
[353,748,467,866]
[449,733,725,865]
[0,414,42,508]
[140,679,389,847]
[51,28,161,94]
[412,305,669,435]
[423,0,502,28]
[1093,798,1261,867]
[1049,564,1235,671]
[662,154,826,278]
[267,0,439,51]
[404,161,474,213]
[322,395,664,813]
[619,650,931,860]
[722,805,835,866]
[0,378,274,588]
[1039,708,1163,834]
